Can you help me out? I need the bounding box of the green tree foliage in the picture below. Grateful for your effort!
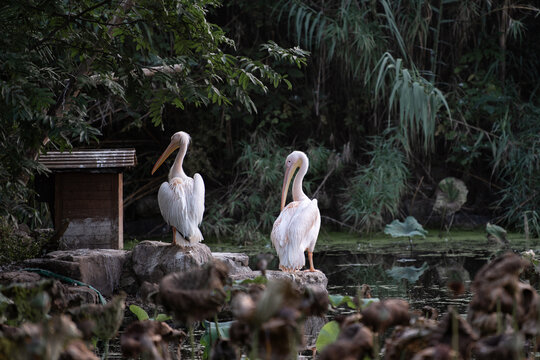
[262,0,539,234]
[2,0,540,240]
[276,0,451,152]
[0,0,307,227]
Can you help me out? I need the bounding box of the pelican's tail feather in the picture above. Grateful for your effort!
[174,229,203,246]
[187,228,204,244]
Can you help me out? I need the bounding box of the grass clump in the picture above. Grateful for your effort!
[0,217,49,264]
[341,134,409,233]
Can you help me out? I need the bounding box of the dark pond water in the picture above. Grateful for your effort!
[230,232,540,316]
[315,248,491,315]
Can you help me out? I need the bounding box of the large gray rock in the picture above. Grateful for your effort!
[0,270,41,285]
[212,252,252,275]
[131,240,213,283]
[24,249,130,297]
[231,269,328,293]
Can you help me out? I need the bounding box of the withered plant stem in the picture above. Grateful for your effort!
[373,332,380,360]
[189,323,195,360]
[496,299,503,334]
[250,330,259,360]
[214,315,222,339]
[101,340,110,360]
[451,310,458,360]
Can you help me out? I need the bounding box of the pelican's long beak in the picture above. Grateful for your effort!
[280,160,301,211]
[151,141,179,175]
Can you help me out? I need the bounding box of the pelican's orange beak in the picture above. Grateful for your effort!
[151,141,179,175]
[280,159,301,211]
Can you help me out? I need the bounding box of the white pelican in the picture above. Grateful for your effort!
[151,131,205,246]
[271,151,321,272]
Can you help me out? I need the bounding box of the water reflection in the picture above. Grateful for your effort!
[313,249,494,315]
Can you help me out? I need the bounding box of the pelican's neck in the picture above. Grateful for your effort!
[169,142,188,179]
[292,156,309,202]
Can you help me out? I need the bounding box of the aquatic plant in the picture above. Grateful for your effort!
[316,320,341,353]
[68,293,126,342]
[433,178,468,214]
[472,333,525,360]
[158,261,229,324]
[0,279,61,325]
[486,222,508,245]
[467,252,539,337]
[208,339,239,360]
[318,321,374,360]
[200,321,235,359]
[360,299,410,334]
[157,261,230,360]
[433,177,469,231]
[68,293,126,359]
[328,295,377,311]
[0,315,96,360]
[120,320,185,360]
[431,308,479,359]
[383,314,437,360]
[203,277,330,360]
[128,304,171,323]
[386,262,429,284]
[384,216,428,248]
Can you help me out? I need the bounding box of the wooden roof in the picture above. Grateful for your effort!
[39,149,137,169]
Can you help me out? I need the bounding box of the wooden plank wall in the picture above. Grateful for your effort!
[55,173,123,249]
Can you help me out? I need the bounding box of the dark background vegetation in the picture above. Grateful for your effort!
[1,0,539,254]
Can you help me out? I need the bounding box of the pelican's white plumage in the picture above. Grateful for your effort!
[152,131,205,246]
[271,151,321,272]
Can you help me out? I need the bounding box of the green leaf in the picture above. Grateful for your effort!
[384,216,427,239]
[200,320,234,359]
[129,304,149,321]
[433,177,468,214]
[356,298,380,310]
[172,98,184,109]
[328,294,355,309]
[316,320,340,352]
[155,313,172,322]
[328,294,379,310]
[486,222,507,243]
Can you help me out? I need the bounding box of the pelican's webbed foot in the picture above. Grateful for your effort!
[279,265,301,273]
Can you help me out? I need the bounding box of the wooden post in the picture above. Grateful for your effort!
[117,173,124,249]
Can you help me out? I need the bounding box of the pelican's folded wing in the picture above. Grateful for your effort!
[158,180,193,238]
[288,199,320,252]
[191,173,205,226]
[271,203,297,250]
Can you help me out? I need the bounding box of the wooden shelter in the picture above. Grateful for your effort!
[38,149,137,250]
